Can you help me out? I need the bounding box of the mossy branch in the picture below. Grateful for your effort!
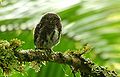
[0,39,117,77]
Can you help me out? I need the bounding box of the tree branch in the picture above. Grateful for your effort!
[16,50,117,77]
[0,39,117,77]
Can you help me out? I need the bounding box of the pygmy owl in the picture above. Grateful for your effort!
[34,13,62,51]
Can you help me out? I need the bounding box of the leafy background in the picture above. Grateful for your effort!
[0,0,120,77]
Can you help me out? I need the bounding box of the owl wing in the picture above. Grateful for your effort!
[57,23,62,40]
[34,23,41,46]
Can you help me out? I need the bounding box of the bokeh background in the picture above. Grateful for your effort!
[0,0,120,77]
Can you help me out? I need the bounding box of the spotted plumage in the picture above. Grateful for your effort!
[34,13,62,51]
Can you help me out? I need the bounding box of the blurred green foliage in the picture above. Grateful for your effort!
[0,0,120,77]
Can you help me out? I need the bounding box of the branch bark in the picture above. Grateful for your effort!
[15,49,117,77]
[0,39,117,77]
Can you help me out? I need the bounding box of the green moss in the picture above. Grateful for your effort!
[0,39,23,75]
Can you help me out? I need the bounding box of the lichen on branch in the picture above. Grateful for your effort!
[0,39,117,77]
[0,39,23,75]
